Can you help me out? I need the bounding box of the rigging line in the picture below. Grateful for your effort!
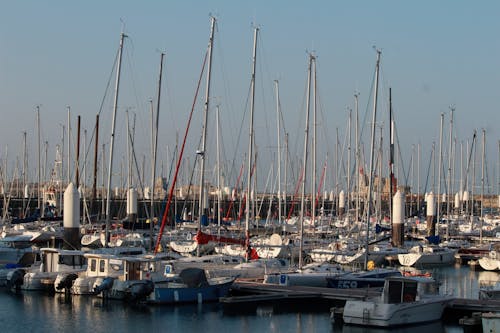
[154,50,208,253]
[394,123,408,187]
[124,40,146,121]
[404,151,413,190]
[215,24,238,184]
[256,30,273,151]
[180,113,205,218]
[463,131,477,192]
[126,123,150,219]
[423,143,434,196]
[290,61,310,181]
[78,46,120,182]
[274,84,296,187]
[359,64,377,148]
[227,76,252,191]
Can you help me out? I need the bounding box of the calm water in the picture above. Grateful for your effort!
[0,265,496,333]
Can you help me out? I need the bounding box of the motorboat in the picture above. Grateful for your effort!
[7,247,86,291]
[147,267,234,304]
[342,276,453,327]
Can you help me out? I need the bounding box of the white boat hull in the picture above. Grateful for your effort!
[398,249,456,267]
[478,257,500,271]
[482,312,500,333]
[343,297,451,327]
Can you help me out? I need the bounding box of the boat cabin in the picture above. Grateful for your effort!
[40,248,86,273]
[84,253,161,281]
[382,276,438,304]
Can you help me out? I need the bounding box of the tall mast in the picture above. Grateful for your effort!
[389,88,396,244]
[354,92,360,224]
[151,52,164,250]
[299,53,314,269]
[245,25,259,255]
[446,106,454,239]
[275,80,282,226]
[60,125,64,209]
[76,115,81,187]
[22,131,27,217]
[101,143,105,219]
[216,105,221,235]
[126,110,131,189]
[311,55,317,230]
[417,142,421,216]
[347,108,351,219]
[436,113,444,236]
[197,17,216,256]
[480,129,486,243]
[67,106,71,184]
[105,31,126,247]
[363,50,381,270]
[284,132,288,219]
[92,115,99,207]
[37,105,41,218]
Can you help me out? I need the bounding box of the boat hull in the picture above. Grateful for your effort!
[147,278,234,304]
[343,298,451,327]
[398,249,456,267]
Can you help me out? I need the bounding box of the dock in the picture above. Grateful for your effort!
[221,281,381,313]
[222,281,500,318]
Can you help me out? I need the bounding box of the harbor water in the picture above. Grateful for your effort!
[0,265,495,333]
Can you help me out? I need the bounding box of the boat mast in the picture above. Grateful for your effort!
[151,52,164,251]
[216,104,221,236]
[363,49,381,270]
[299,53,314,269]
[480,128,486,244]
[37,105,41,219]
[197,17,216,256]
[245,26,258,258]
[22,131,27,217]
[446,106,454,240]
[105,31,126,247]
[274,80,282,226]
[347,108,351,220]
[354,92,360,225]
[91,115,99,214]
[311,56,317,232]
[436,113,444,236]
[417,142,421,216]
[67,106,71,184]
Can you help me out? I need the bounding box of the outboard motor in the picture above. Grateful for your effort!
[126,280,155,302]
[93,277,115,295]
[7,269,26,291]
[56,273,79,293]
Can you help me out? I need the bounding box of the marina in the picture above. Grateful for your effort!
[1,2,500,333]
[0,265,496,332]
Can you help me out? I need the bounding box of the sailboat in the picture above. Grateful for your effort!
[169,16,218,257]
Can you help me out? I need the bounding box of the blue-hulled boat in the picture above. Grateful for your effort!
[147,267,235,304]
[325,268,402,289]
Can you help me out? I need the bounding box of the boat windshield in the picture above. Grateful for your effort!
[386,279,418,303]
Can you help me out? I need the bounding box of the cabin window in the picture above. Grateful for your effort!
[402,282,417,302]
[99,260,105,273]
[90,259,97,272]
[59,255,85,267]
[387,281,403,304]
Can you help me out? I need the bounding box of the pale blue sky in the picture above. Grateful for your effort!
[0,1,499,193]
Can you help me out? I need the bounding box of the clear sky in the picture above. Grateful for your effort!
[0,1,499,194]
